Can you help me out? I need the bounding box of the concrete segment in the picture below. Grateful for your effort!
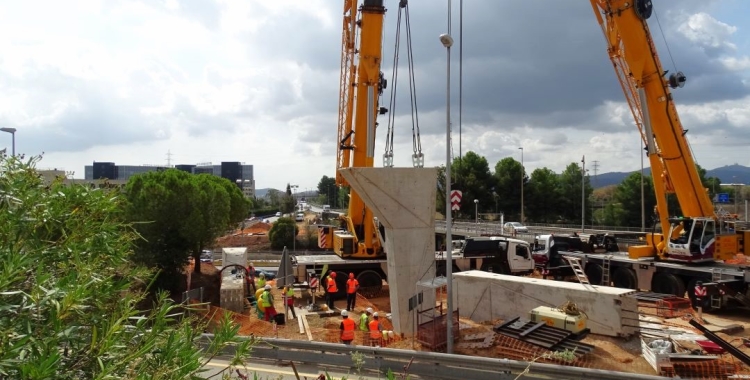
[338,167,437,335]
[453,270,639,337]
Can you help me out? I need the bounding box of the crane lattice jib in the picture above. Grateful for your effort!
[336,0,358,187]
[590,0,715,227]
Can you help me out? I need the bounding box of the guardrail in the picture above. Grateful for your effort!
[202,335,664,380]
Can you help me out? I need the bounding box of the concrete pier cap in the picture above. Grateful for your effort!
[338,167,438,335]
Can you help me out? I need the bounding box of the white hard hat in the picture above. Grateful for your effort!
[366,307,373,314]
[341,310,349,317]
[373,312,379,317]
[264,284,271,290]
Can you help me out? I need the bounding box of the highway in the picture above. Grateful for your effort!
[200,357,397,379]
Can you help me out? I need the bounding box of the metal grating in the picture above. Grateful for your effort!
[493,317,595,354]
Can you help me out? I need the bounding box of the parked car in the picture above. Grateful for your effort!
[295,213,304,222]
[254,269,277,280]
[503,222,529,234]
[275,211,282,217]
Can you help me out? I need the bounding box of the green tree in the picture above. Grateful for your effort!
[124,169,197,285]
[317,175,337,206]
[452,151,495,219]
[525,167,561,222]
[124,170,248,278]
[557,162,592,224]
[493,157,524,220]
[0,156,252,379]
[614,172,656,227]
[269,217,299,249]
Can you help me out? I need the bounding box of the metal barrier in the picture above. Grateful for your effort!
[201,334,666,380]
[182,287,204,304]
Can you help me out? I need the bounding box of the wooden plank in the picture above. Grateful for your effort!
[301,314,314,341]
[296,309,305,335]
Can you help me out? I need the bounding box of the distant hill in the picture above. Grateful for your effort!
[255,188,318,199]
[254,188,280,198]
[592,164,750,189]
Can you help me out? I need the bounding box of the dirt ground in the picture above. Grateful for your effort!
[212,215,321,252]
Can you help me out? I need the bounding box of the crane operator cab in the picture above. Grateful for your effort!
[666,217,716,263]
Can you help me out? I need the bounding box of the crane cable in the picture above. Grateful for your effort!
[384,0,423,168]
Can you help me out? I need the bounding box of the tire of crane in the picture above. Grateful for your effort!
[612,267,638,289]
[356,270,383,297]
[584,263,603,286]
[652,273,686,298]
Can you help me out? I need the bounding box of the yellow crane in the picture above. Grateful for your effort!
[590,0,748,262]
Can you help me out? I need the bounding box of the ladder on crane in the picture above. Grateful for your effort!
[711,268,723,310]
[600,255,613,286]
[563,256,596,291]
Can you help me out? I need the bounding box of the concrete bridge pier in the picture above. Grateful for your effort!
[338,167,437,335]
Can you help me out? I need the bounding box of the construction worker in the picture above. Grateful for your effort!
[368,312,384,346]
[260,284,277,322]
[257,272,266,290]
[345,272,359,311]
[283,285,296,320]
[246,263,256,293]
[359,307,373,332]
[693,280,708,310]
[325,271,338,310]
[339,310,355,345]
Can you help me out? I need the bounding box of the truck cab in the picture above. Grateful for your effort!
[458,236,535,275]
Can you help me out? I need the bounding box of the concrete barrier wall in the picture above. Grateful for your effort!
[453,271,638,337]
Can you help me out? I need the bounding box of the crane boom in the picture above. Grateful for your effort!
[590,0,743,262]
[331,0,387,259]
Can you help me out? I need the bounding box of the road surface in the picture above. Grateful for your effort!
[201,357,400,379]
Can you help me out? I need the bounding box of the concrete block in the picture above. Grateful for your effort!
[220,277,245,313]
[339,167,437,335]
[453,270,638,337]
[222,247,248,268]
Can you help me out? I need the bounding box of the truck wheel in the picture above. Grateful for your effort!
[652,273,685,297]
[584,263,603,285]
[481,261,509,274]
[357,270,383,297]
[612,268,638,289]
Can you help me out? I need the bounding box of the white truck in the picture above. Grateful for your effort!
[290,236,534,298]
[532,233,750,311]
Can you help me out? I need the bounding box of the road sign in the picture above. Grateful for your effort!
[718,193,730,204]
[450,190,462,211]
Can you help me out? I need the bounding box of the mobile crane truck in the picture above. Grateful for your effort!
[529,0,750,311]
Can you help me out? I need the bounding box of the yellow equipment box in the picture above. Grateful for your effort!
[529,306,587,334]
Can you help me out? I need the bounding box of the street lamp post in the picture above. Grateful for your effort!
[474,199,479,224]
[439,30,455,354]
[0,128,16,156]
[581,156,586,232]
[518,147,524,223]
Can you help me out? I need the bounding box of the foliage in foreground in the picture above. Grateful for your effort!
[0,155,251,379]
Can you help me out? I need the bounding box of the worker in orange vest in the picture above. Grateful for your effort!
[325,272,338,310]
[339,310,355,345]
[693,280,708,310]
[345,272,360,311]
[368,312,384,346]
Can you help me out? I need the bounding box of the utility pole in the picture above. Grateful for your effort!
[166,150,173,167]
[581,155,585,232]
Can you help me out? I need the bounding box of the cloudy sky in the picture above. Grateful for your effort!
[1,0,749,191]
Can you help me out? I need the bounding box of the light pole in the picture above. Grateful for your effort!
[581,156,586,232]
[518,147,524,223]
[641,140,645,232]
[474,199,479,224]
[291,184,299,207]
[0,128,16,156]
[439,30,454,354]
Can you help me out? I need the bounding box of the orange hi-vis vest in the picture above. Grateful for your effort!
[327,276,338,293]
[346,279,359,294]
[369,320,381,339]
[341,318,355,340]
